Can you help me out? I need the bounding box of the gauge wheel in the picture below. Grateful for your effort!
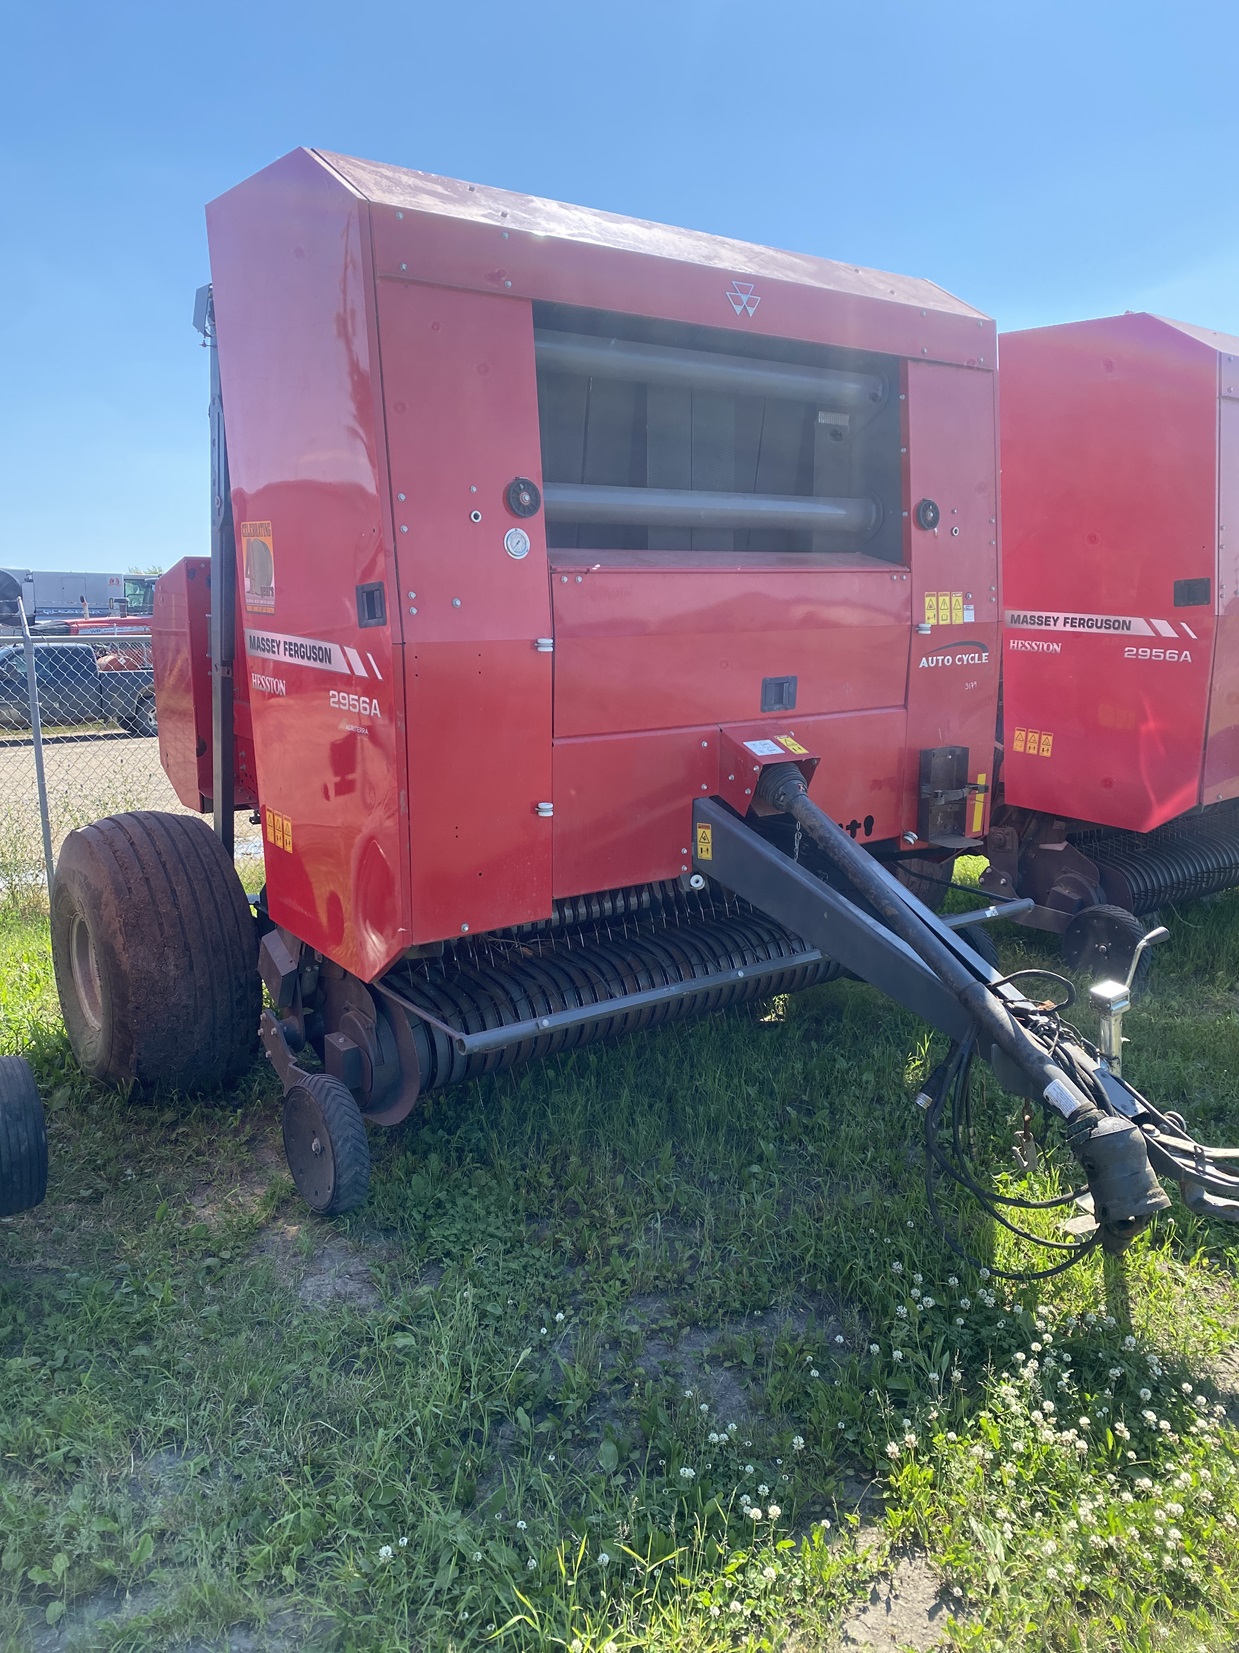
[1062,904,1149,987]
[282,1073,371,1216]
[959,923,1000,971]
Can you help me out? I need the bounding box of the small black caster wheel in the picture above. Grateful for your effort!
[282,1073,370,1215]
[1062,904,1149,988]
[0,1055,48,1217]
[960,924,1000,971]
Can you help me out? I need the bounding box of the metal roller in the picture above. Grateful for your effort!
[1094,828,1239,914]
[386,891,838,1093]
[543,482,880,537]
[534,329,886,411]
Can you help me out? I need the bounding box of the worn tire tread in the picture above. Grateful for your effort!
[0,1056,48,1216]
[52,811,260,1095]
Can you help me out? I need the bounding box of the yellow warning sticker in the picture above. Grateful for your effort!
[265,807,293,851]
[241,521,275,614]
[777,734,808,755]
[695,823,713,862]
[922,590,973,626]
[1012,728,1054,760]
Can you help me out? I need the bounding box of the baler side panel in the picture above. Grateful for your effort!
[902,360,1002,832]
[551,564,910,736]
[374,280,553,942]
[152,558,212,811]
[206,150,412,980]
[152,556,258,813]
[1204,389,1239,801]
[1000,317,1217,833]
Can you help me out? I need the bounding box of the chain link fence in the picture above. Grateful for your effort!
[0,630,261,911]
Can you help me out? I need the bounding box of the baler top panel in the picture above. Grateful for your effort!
[1001,312,1239,833]
[201,148,1000,981]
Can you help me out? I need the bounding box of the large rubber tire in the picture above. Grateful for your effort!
[1062,903,1149,986]
[896,855,957,913]
[282,1074,371,1216]
[0,1056,48,1216]
[51,812,260,1094]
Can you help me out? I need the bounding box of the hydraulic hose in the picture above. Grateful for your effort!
[757,763,1170,1237]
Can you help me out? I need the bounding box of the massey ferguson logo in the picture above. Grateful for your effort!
[726,280,761,317]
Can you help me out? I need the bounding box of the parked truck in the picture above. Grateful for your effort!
[0,640,157,736]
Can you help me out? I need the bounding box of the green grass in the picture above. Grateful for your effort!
[4,873,1239,1651]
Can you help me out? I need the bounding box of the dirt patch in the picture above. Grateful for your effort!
[836,1553,952,1651]
[23,1584,320,1652]
[189,1136,286,1221]
[254,1222,381,1311]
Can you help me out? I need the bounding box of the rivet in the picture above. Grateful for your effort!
[701,740,708,748]
[470,485,478,493]
[501,230,509,239]
[575,575,583,583]
[504,280,512,289]
[452,597,462,607]
[460,924,469,933]
[407,591,416,599]
[701,784,708,791]
[400,263,408,272]
[408,606,418,615]
[396,211,404,220]
[470,510,482,523]
[728,774,735,782]
[397,492,406,502]
[681,864,688,871]
[921,347,928,355]
[744,788,752,796]
[561,575,568,583]
[399,524,408,533]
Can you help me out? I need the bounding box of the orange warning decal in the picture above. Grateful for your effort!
[264,807,293,851]
[241,521,275,614]
[777,734,809,755]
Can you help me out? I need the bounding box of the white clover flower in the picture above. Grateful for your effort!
[834,1333,845,1344]
[727,1421,738,1433]
[378,1544,394,1561]
[886,1442,901,1457]
[527,1557,537,1571]
[892,1261,904,1274]
[540,1327,547,1336]
[1123,1335,1137,1350]
[911,1286,922,1300]
[757,1483,769,1496]
[708,1431,720,1445]
[699,1402,709,1413]
[895,1306,908,1319]
[555,1311,564,1323]
[946,1430,957,1442]
[745,1463,754,1474]
[598,1551,610,1566]
[912,1272,923,1285]
[473,1551,482,1562]
[684,1388,694,1398]
[398,1536,409,1547]
[837,1420,845,1430]
[680,1466,695,1481]
[869,1343,880,1355]
[747,1506,763,1520]
[1139,1388,1152,1402]
[892,1349,905,1362]
[517,1519,527,1530]
[1079,1417,1091,1429]
[792,1435,805,1451]
[947,1276,959,1287]
[958,1297,971,1311]
[762,1564,776,1581]
[810,1368,820,1378]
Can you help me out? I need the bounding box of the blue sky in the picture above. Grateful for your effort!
[3,0,1237,575]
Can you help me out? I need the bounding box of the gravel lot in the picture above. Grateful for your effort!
[0,726,262,881]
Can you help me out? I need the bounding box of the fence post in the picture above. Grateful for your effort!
[18,607,55,895]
